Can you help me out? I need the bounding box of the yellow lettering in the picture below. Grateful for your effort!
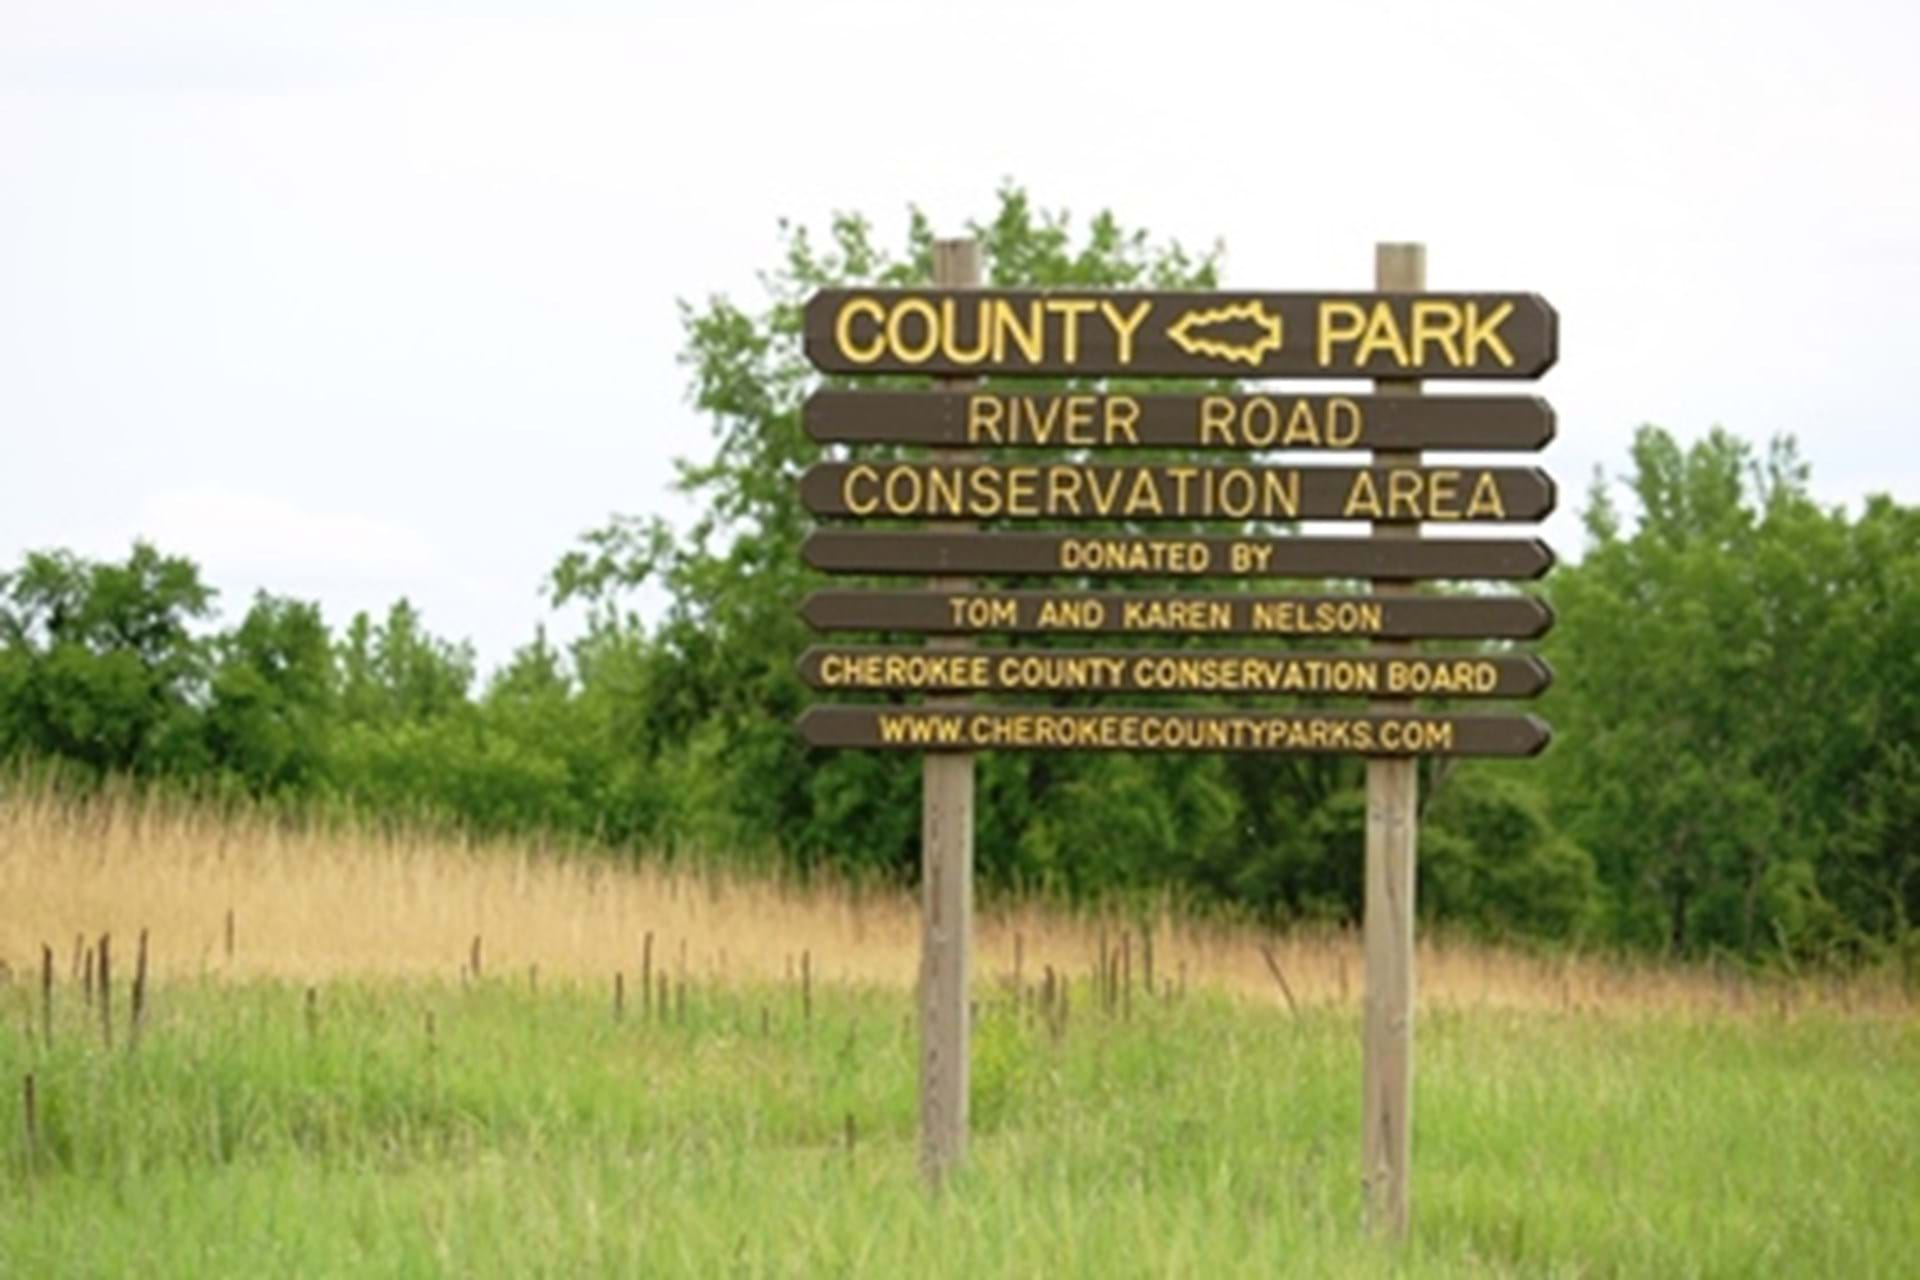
[1326,396,1361,448]
[1048,299,1097,363]
[1463,301,1517,368]
[1047,467,1085,513]
[843,464,880,516]
[993,299,1044,365]
[1261,470,1299,519]
[967,395,1003,444]
[1101,298,1153,364]
[1063,395,1094,444]
[1387,469,1423,519]
[1410,301,1464,367]
[925,467,962,515]
[884,467,924,515]
[1106,395,1141,445]
[834,297,886,364]
[1355,304,1413,367]
[1124,469,1165,517]
[885,298,939,364]
[939,297,990,364]
[1281,399,1319,447]
[1005,466,1039,517]
[1342,470,1382,519]
[1317,300,1367,366]
[1199,396,1236,446]
[1466,471,1507,519]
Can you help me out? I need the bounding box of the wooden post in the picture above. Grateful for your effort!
[40,945,52,1050]
[919,236,980,1187]
[1363,241,1425,1239]
[97,932,112,1052]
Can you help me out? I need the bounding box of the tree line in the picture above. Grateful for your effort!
[4,189,1914,970]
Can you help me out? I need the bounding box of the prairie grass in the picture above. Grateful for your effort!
[2,780,1908,1019]
[1,785,1915,1275]
[1,976,1914,1276]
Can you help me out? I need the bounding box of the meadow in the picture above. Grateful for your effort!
[2,786,1915,1276]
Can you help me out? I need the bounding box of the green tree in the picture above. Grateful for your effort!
[1539,427,1918,960]
[0,542,214,776]
[550,186,1258,889]
[204,593,335,792]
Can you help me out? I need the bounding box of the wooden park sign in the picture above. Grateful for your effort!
[795,238,1559,1238]
[800,461,1553,522]
[803,530,1555,580]
[806,390,1555,451]
[805,290,1556,378]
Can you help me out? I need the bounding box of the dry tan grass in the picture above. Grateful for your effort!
[1,783,1908,1018]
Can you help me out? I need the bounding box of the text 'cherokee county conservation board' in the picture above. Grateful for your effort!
[798,646,1552,698]
[803,290,1556,378]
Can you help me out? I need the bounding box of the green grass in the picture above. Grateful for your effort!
[2,977,1914,1277]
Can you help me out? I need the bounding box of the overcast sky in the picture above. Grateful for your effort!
[4,0,1915,674]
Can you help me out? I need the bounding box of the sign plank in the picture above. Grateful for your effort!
[803,290,1557,378]
[803,530,1555,580]
[798,705,1551,756]
[800,589,1554,639]
[801,462,1554,523]
[804,391,1555,451]
[799,646,1552,698]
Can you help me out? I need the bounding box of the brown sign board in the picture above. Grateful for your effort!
[801,463,1553,523]
[798,705,1551,756]
[798,646,1551,698]
[800,589,1553,639]
[804,390,1555,451]
[803,289,1557,379]
[803,530,1555,581]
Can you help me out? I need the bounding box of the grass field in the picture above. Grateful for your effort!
[2,787,1915,1276]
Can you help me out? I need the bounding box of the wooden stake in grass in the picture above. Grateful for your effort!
[40,944,53,1051]
[97,932,112,1052]
[305,986,319,1038]
[469,934,483,982]
[129,927,150,1050]
[1142,926,1155,996]
[22,1072,38,1180]
[81,945,94,1010]
[1260,944,1301,1016]
[613,972,625,1021]
[802,949,813,1026]
[641,931,654,1019]
[224,908,235,964]
[70,932,84,984]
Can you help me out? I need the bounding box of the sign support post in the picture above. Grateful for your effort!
[919,237,980,1187]
[1364,241,1424,1239]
